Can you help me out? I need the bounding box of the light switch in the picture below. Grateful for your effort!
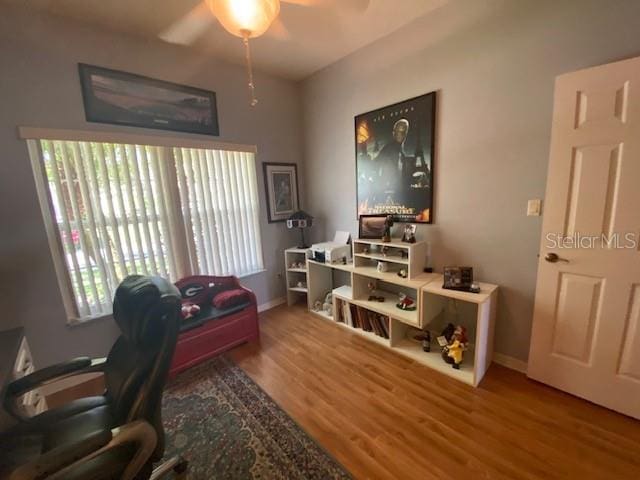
[527,199,542,216]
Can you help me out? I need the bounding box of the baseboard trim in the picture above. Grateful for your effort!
[493,353,528,374]
[258,296,286,313]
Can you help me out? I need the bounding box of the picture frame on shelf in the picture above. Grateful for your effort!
[358,214,387,239]
[401,224,417,243]
[263,162,300,223]
[78,63,219,136]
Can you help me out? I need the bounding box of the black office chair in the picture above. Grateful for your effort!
[0,275,187,480]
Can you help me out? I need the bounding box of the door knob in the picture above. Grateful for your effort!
[545,252,568,263]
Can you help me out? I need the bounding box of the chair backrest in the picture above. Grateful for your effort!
[104,275,181,460]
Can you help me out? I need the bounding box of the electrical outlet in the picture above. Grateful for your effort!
[527,199,542,216]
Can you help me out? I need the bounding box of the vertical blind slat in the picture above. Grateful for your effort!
[120,144,149,276]
[46,140,91,317]
[203,150,224,274]
[198,149,220,273]
[59,141,100,314]
[128,145,157,274]
[149,146,177,280]
[233,151,252,272]
[174,148,197,274]
[180,150,206,273]
[225,151,246,274]
[96,143,128,277]
[246,152,264,269]
[139,146,168,277]
[79,142,119,290]
[212,150,234,273]
[71,142,113,309]
[106,144,137,275]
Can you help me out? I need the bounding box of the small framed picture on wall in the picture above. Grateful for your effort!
[263,163,300,223]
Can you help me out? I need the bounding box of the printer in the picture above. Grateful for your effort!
[310,231,351,264]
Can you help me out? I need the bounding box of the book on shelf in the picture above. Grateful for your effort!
[346,304,389,339]
[336,300,344,323]
[359,307,372,332]
[343,302,353,327]
[350,304,360,329]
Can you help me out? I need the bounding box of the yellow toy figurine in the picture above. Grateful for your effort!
[446,340,465,369]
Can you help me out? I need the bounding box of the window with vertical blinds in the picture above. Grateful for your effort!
[30,134,264,322]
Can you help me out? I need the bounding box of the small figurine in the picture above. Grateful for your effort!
[442,340,466,369]
[322,292,333,316]
[367,281,384,302]
[362,247,370,254]
[414,330,432,352]
[312,300,322,311]
[296,280,307,289]
[382,215,394,242]
[440,323,456,343]
[440,324,469,369]
[181,303,201,320]
[396,293,416,311]
[401,224,417,243]
[451,325,468,344]
[381,245,390,257]
[397,269,408,278]
[422,331,432,352]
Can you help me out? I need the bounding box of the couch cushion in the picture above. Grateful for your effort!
[212,289,250,309]
[179,301,251,333]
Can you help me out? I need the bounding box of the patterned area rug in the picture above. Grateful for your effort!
[162,356,351,480]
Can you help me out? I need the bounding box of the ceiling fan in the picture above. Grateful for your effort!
[160,0,370,106]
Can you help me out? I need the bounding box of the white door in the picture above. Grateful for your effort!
[528,56,640,419]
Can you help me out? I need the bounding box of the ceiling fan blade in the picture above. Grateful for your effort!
[159,2,215,46]
[281,0,370,12]
[265,16,290,41]
[281,0,321,5]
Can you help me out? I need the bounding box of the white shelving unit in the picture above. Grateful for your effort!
[285,247,310,306]
[303,238,499,387]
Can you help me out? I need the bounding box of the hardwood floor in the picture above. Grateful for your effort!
[229,304,640,480]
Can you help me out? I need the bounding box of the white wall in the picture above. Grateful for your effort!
[0,5,302,366]
[301,0,640,361]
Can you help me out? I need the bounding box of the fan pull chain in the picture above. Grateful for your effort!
[242,34,258,107]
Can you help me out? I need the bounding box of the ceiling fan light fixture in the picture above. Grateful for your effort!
[206,0,280,38]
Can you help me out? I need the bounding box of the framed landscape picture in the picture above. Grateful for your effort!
[355,92,436,223]
[263,163,300,223]
[78,64,219,136]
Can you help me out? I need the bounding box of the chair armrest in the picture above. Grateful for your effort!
[3,357,106,421]
[6,357,94,398]
[9,428,113,480]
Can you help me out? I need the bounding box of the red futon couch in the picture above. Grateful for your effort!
[169,275,259,377]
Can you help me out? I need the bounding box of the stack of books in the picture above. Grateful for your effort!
[336,300,389,339]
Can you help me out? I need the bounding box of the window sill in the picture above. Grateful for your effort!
[67,313,113,327]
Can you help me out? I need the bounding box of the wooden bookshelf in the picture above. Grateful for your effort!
[285,247,310,306]
[353,238,427,279]
[303,239,499,387]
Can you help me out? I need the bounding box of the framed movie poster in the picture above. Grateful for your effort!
[78,64,219,136]
[355,92,436,223]
[263,163,300,223]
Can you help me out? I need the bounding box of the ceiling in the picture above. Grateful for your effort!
[7,0,447,80]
